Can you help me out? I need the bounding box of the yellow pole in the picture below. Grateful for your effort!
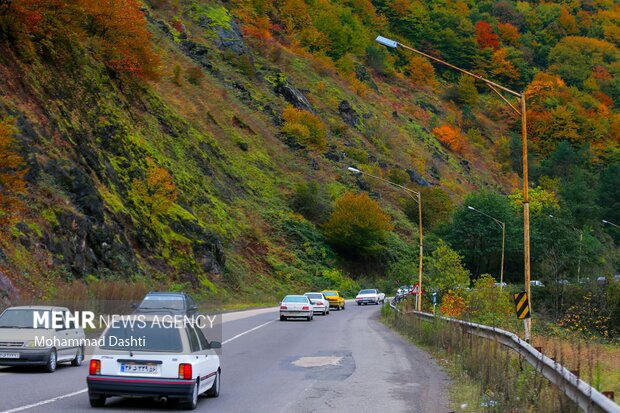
[417,192,423,311]
[522,95,532,342]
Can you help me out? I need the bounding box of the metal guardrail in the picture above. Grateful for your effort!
[388,299,620,413]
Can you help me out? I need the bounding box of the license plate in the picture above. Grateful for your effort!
[120,364,159,374]
[0,353,19,359]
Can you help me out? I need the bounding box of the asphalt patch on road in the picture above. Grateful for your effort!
[284,350,355,381]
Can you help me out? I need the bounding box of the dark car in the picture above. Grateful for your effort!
[134,292,198,315]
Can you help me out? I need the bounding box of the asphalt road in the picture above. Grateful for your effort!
[0,302,449,413]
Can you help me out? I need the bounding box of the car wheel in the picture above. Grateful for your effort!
[89,393,106,408]
[71,346,84,366]
[206,370,220,398]
[280,315,287,321]
[342,304,345,310]
[44,348,57,373]
[357,302,361,306]
[181,380,199,410]
[306,316,311,321]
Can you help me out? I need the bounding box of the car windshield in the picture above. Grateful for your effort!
[0,309,48,328]
[305,293,322,299]
[101,322,183,352]
[283,296,308,303]
[323,292,337,297]
[138,295,185,310]
[359,289,376,294]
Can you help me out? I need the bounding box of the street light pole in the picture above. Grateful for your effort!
[467,206,505,291]
[602,219,620,230]
[348,167,423,311]
[376,35,532,340]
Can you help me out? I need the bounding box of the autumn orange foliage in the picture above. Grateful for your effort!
[2,0,159,79]
[131,158,177,220]
[433,124,464,153]
[440,290,467,317]
[0,117,28,228]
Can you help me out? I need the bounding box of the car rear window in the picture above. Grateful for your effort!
[305,293,322,299]
[323,292,337,297]
[359,289,376,294]
[138,295,185,310]
[101,323,183,352]
[282,296,309,303]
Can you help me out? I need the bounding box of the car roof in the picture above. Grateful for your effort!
[284,295,307,298]
[304,292,324,295]
[145,292,188,296]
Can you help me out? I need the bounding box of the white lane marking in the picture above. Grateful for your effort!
[0,388,87,413]
[222,320,275,345]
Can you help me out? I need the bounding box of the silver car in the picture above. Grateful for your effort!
[280,295,313,321]
[0,306,85,372]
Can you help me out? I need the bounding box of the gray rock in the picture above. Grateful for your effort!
[406,169,432,187]
[180,40,213,70]
[338,100,361,128]
[268,72,315,113]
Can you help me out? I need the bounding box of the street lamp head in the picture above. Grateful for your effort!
[549,214,555,218]
[375,36,398,49]
[347,166,362,174]
[602,220,609,224]
[467,206,475,211]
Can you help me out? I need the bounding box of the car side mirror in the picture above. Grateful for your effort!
[210,341,222,349]
[189,305,198,311]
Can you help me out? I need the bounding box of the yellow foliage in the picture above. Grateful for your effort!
[0,117,28,228]
[281,106,327,150]
[432,124,464,153]
[131,158,177,220]
[508,186,559,216]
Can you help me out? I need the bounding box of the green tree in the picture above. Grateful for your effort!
[424,239,470,295]
[456,74,479,105]
[290,181,332,223]
[323,192,392,257]
[403,187,454,231]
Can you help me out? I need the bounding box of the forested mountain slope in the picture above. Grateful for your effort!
[0,0,618,304]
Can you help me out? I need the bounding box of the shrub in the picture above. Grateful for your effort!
[321,268,360,297]
[432,124,464,153]
[424,239,470,295]
[0,117,27,229]
[281,107,327,150]
[186,66,204,85]
[290,181,332,222]
[323,192,392,257]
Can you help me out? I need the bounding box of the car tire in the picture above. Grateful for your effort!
[71,346,84,366]
[89,394,106,408]
[357,302,361,306]
[44,348,57,373]
[206,370,220,398]
[306,316,312,321]
[181,380,199,410]
[280,315,287,321]
[342,304,345,310]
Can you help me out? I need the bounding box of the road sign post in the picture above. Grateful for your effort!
[432,292,438,315]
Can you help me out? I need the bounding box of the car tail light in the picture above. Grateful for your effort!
[89,359,101,375]
[280,305,287,310]
[179,363,192,380]
[302,306,309,310]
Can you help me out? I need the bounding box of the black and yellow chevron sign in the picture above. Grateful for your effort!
[513,292,531,319]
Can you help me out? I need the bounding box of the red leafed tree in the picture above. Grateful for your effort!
[475,20,499,50]
[0,117,28,228]
[80,0,160,79]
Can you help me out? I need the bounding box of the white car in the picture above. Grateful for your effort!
[530,280,545,287]
[0,306,85,372]
[304,292,330,315]
[355,289,385,305]
[280,295,313,321]
[87,315,221,410]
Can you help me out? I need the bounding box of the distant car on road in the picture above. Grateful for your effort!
[304,292,330,315]
[530,280,545,287]
[134,292,198,316]
[280,295,314,321]
[0,306,85,372]
[87,314,221,409]
[355,289,385,305]
[321,290,345,310]
[494,282,507,288]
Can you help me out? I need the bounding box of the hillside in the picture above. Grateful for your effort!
[0,0,618,305]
